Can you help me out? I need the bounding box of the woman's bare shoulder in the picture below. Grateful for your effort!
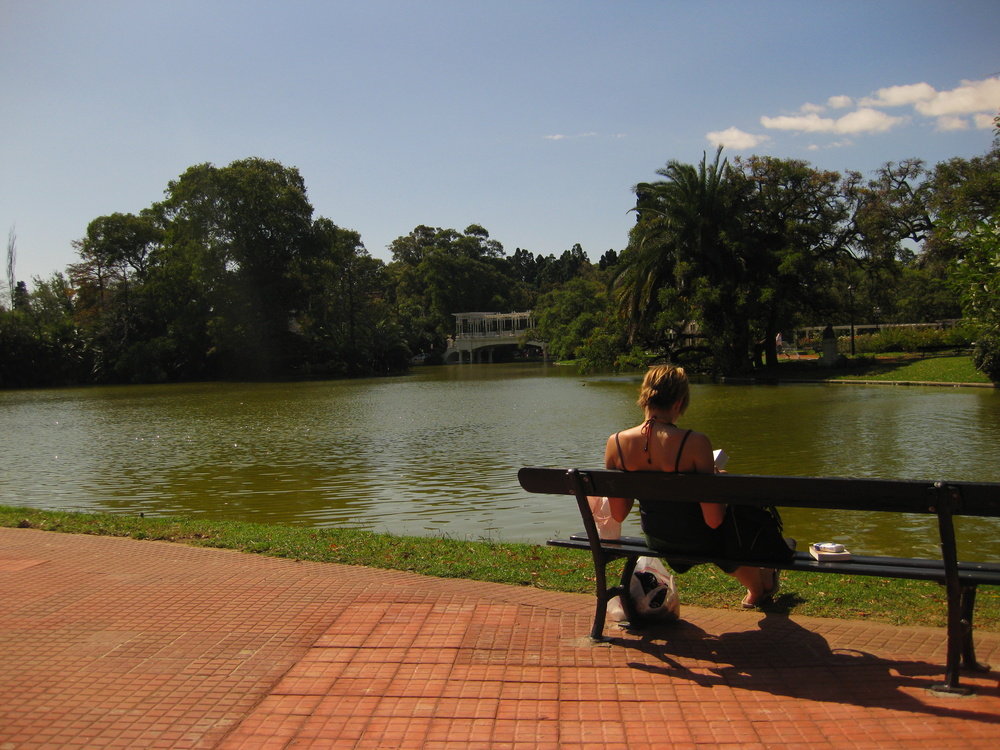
[608,424,643,442]
[680,430,714,467]
[684,429,712,447]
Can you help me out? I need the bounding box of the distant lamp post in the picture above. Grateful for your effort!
[848,285,856,356]
[874,306,881,332]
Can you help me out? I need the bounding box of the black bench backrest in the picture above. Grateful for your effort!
[518,467,1000,518]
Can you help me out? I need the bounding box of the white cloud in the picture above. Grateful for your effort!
[935,115,969,132]
[860,82,937,107]
[543,132,598,141]
[705,127,769,150]
[808,139,855,151]
[835,108,904,134]
[857,77,1000,117]
[761,107,903,135]
[797,96,852,116]
[974,113,997,129]
[760,112,835,133]
[914,77,1000,116]
[722,76,999,150]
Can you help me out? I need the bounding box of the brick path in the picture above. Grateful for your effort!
[1,527,998,749]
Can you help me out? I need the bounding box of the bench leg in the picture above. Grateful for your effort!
[931,501,973,695]
[589,555,638,641]
[960,584,991,673]
[590,592,609,642]
[589,555,611,641]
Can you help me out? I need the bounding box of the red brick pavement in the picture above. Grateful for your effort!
[1,527,998,749]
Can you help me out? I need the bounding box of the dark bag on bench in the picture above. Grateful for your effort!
[721,504,795,563]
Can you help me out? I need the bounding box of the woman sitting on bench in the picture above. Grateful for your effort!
[603,364,785,609]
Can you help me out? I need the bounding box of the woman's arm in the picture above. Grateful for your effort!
[604,434,634,522]
[700,501,727,529]
[685,431,727,529]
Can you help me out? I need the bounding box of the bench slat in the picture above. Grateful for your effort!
[519,467,1000,517]
[552,535,1000,585]
[567,534,1000,573]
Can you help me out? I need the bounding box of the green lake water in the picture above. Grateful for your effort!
[1,363,998,558]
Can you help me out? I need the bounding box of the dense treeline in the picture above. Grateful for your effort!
[536,123,1000,380]
[2,122,998,386]
[0,158,599,386]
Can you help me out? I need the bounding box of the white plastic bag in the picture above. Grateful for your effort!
[628,556,680,621]
[607,596,627,621]
[587,495,622,540]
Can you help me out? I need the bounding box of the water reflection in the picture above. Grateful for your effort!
[1,366,998,558]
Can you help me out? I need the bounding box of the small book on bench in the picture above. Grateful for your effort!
[810,542,852,561]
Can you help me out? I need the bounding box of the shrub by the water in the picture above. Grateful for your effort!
[973,333,1000,383]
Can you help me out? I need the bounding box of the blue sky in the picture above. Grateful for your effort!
[2,0,999,284]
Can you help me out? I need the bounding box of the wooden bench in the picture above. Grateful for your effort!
[517,467,1000,694]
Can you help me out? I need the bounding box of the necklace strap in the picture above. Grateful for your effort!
[641,417,676,463]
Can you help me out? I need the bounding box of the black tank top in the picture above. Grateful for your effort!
[616,427,720,553]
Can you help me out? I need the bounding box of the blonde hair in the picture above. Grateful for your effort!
[637,364,690,413]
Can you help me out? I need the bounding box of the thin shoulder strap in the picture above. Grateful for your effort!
[614,431,628,471]
[674,429,693,473]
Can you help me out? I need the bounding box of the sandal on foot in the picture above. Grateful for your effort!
[741,570,780,609]
[763,569,780,599]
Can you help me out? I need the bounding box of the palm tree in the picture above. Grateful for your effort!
[614,147,748,372]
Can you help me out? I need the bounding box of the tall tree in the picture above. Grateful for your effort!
[531,266,611,361]
[948,115,1000,381]
[5,225,15,309]
[0,272,86,387]
[615,148,746,372]
[926,145,1000,266]
[298,218,408,376]
[155,158,317,378]
[388,225,526,351]
[68,211,166,379]
[733,156,854,366]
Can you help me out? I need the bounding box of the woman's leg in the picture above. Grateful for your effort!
[733,566,778,607]
[734,566,763,599]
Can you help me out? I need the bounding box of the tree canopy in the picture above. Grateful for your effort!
[612,149,858,374]
[3,128,999,386]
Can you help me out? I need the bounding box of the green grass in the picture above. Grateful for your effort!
[4,504,998,632]
[780,352,994,385]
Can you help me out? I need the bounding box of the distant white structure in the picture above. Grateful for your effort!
[444,312,547,364]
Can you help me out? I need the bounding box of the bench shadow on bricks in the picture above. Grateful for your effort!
[518,466,1000,695]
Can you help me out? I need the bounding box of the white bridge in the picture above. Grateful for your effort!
[444,312,547,364]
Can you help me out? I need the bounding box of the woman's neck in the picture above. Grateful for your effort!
[643,409,680,425]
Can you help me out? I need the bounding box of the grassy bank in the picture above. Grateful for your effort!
[778,352,994,385]
[4,504,997,632]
